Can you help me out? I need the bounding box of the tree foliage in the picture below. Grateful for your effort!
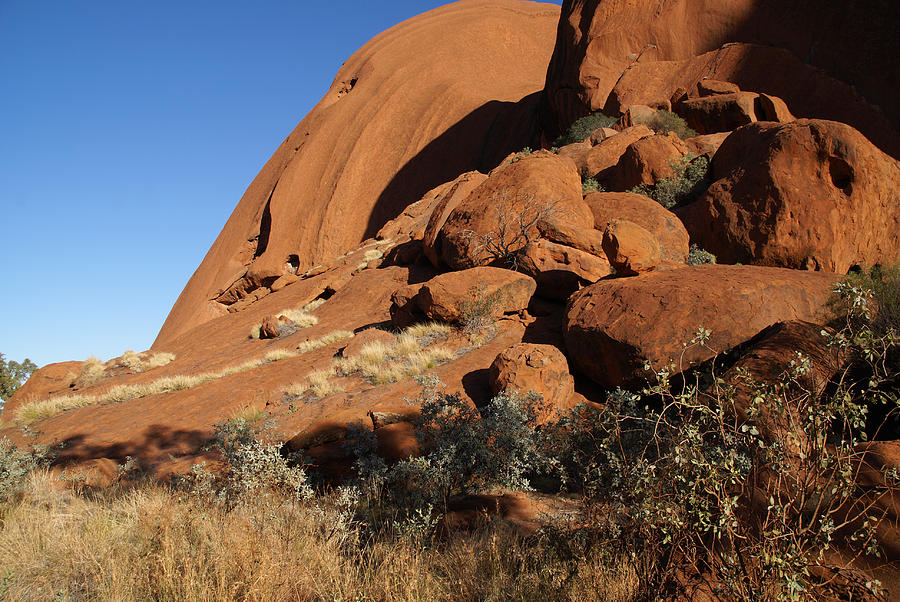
[0,353,37,401]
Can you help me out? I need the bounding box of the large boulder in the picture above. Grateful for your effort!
[421,172,488,268]
[678,120,900,272]
[540,1,900,158]
[390,267,537,327]
[489,343,577,423]
[609,133,688,190]
[584,192,689,263]
[677,91,760,134]
[516,239,611,301]
[564,265,839,388]
[154,1,561,345]
[436,152,590,270]
[583,125,653,180]
[601,220,663,275]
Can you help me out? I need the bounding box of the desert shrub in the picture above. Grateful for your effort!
[630,154,710,209]
[462,193,557,270]
[506,147,533,164]
[844,264,900,338]
[189,418,311,507]
[582,177,603,193]
[554,112,617,147]
[77,355,107,385]
[633,110,697,139]
[686,243,716,265]
[459,283,506,343]
[545,280,900,599]
[0,438,53,504]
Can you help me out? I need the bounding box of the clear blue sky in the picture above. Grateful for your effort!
[0,1,560,368]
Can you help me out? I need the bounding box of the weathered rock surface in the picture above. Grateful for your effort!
[601,220,662,275]
[583,125,653,180]
[517,239,611,300]
[678,120,900,272]
[610,133,688,190]
[584,192,689,263]
[678,91,760,134]
[541,0,900,157]
[421,172,488,268]
[436,152,590,270]
[489,343,576,422]
[390,267,537,327]
[564,265,838,388]
[684,132,730,158]
[154,0,560,345]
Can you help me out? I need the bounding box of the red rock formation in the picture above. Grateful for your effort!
[154,0,560,346]
[564,265,838,388]
[488,343,577,423]
[678,120,900,272]
[541,0,899,157]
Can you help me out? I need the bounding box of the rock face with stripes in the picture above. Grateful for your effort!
[154,0,561,346]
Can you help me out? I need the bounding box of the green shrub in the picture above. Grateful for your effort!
[581,177,603,193]
[506,147,533,164]
[554,112,617,147]
[188,419,311,506]
[844,264,900,338]
[686,244,716,265]
[633,110,697,139]
[0,438,53,504]
[630,154,710,209]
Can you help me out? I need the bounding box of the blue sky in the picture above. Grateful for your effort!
[0,1,560,368]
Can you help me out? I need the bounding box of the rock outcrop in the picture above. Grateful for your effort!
[541,0,900,158]
[564,265,838,388]
[154,0,560,346]
[488,343,576,423]
[678,120,900,272]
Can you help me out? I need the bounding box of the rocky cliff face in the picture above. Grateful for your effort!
[154,0,560,346]
[540,0,900,157]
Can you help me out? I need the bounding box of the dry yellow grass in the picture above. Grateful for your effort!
[0,474,641,601]
[78,356,107,385]
[15,332,354,426]
[250,306,320,339]
[117,350,176,373]
[283,368,344,399]
[229,405,266,424]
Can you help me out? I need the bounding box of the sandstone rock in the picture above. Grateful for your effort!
[535,218,606,258]
[258,315,281,339]
[156,1,560,345]
[540,1,899,159]
[270,274,299,292]
[585,192,688,263]
[589,127,618,145]
[341,329,396,359]
[684,132,730,159]
[437,152,590,270]
[697,79,740,97]
[389,284,425,329]
[489,343,576,423]
[583,125,653,180]
[602,220,662,275]
[677,91,759,134]
[421,172,488,268]
[564,265,838,388]
[517,239,611,300]
[555,141,592,177]
[678,119,900,272]
[619,104,656,128]
[756,93,795,123]
[417,267,536,324]
[610,133,688,190]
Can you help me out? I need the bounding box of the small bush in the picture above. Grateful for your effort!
[0,438,53,504]
[582,177,603,193]
[554,112,617,147]
[459,283,506,343]
[844,264,900,338]
[630,154,710,209]
[78,356,107,385]
[506,147,533,164]
[686,244,716,265]
[633,110,697,139]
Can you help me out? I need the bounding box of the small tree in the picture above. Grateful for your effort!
[0,354,37,402]
[462,192,557,270]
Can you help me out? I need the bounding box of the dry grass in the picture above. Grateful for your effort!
[229,405,266,424]
[77,356,107,386]
[330,325,455,386]
[0,474,642,601]
[250,306,320,339]
[364,248,384,262]
[15,332,354,426]
[285,369,344,400]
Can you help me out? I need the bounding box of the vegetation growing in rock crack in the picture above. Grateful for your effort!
[632,109,697,139]
[554,112,617,146]
[630,153,710,209]
[462,192,557,270]
[687,243,716,265]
